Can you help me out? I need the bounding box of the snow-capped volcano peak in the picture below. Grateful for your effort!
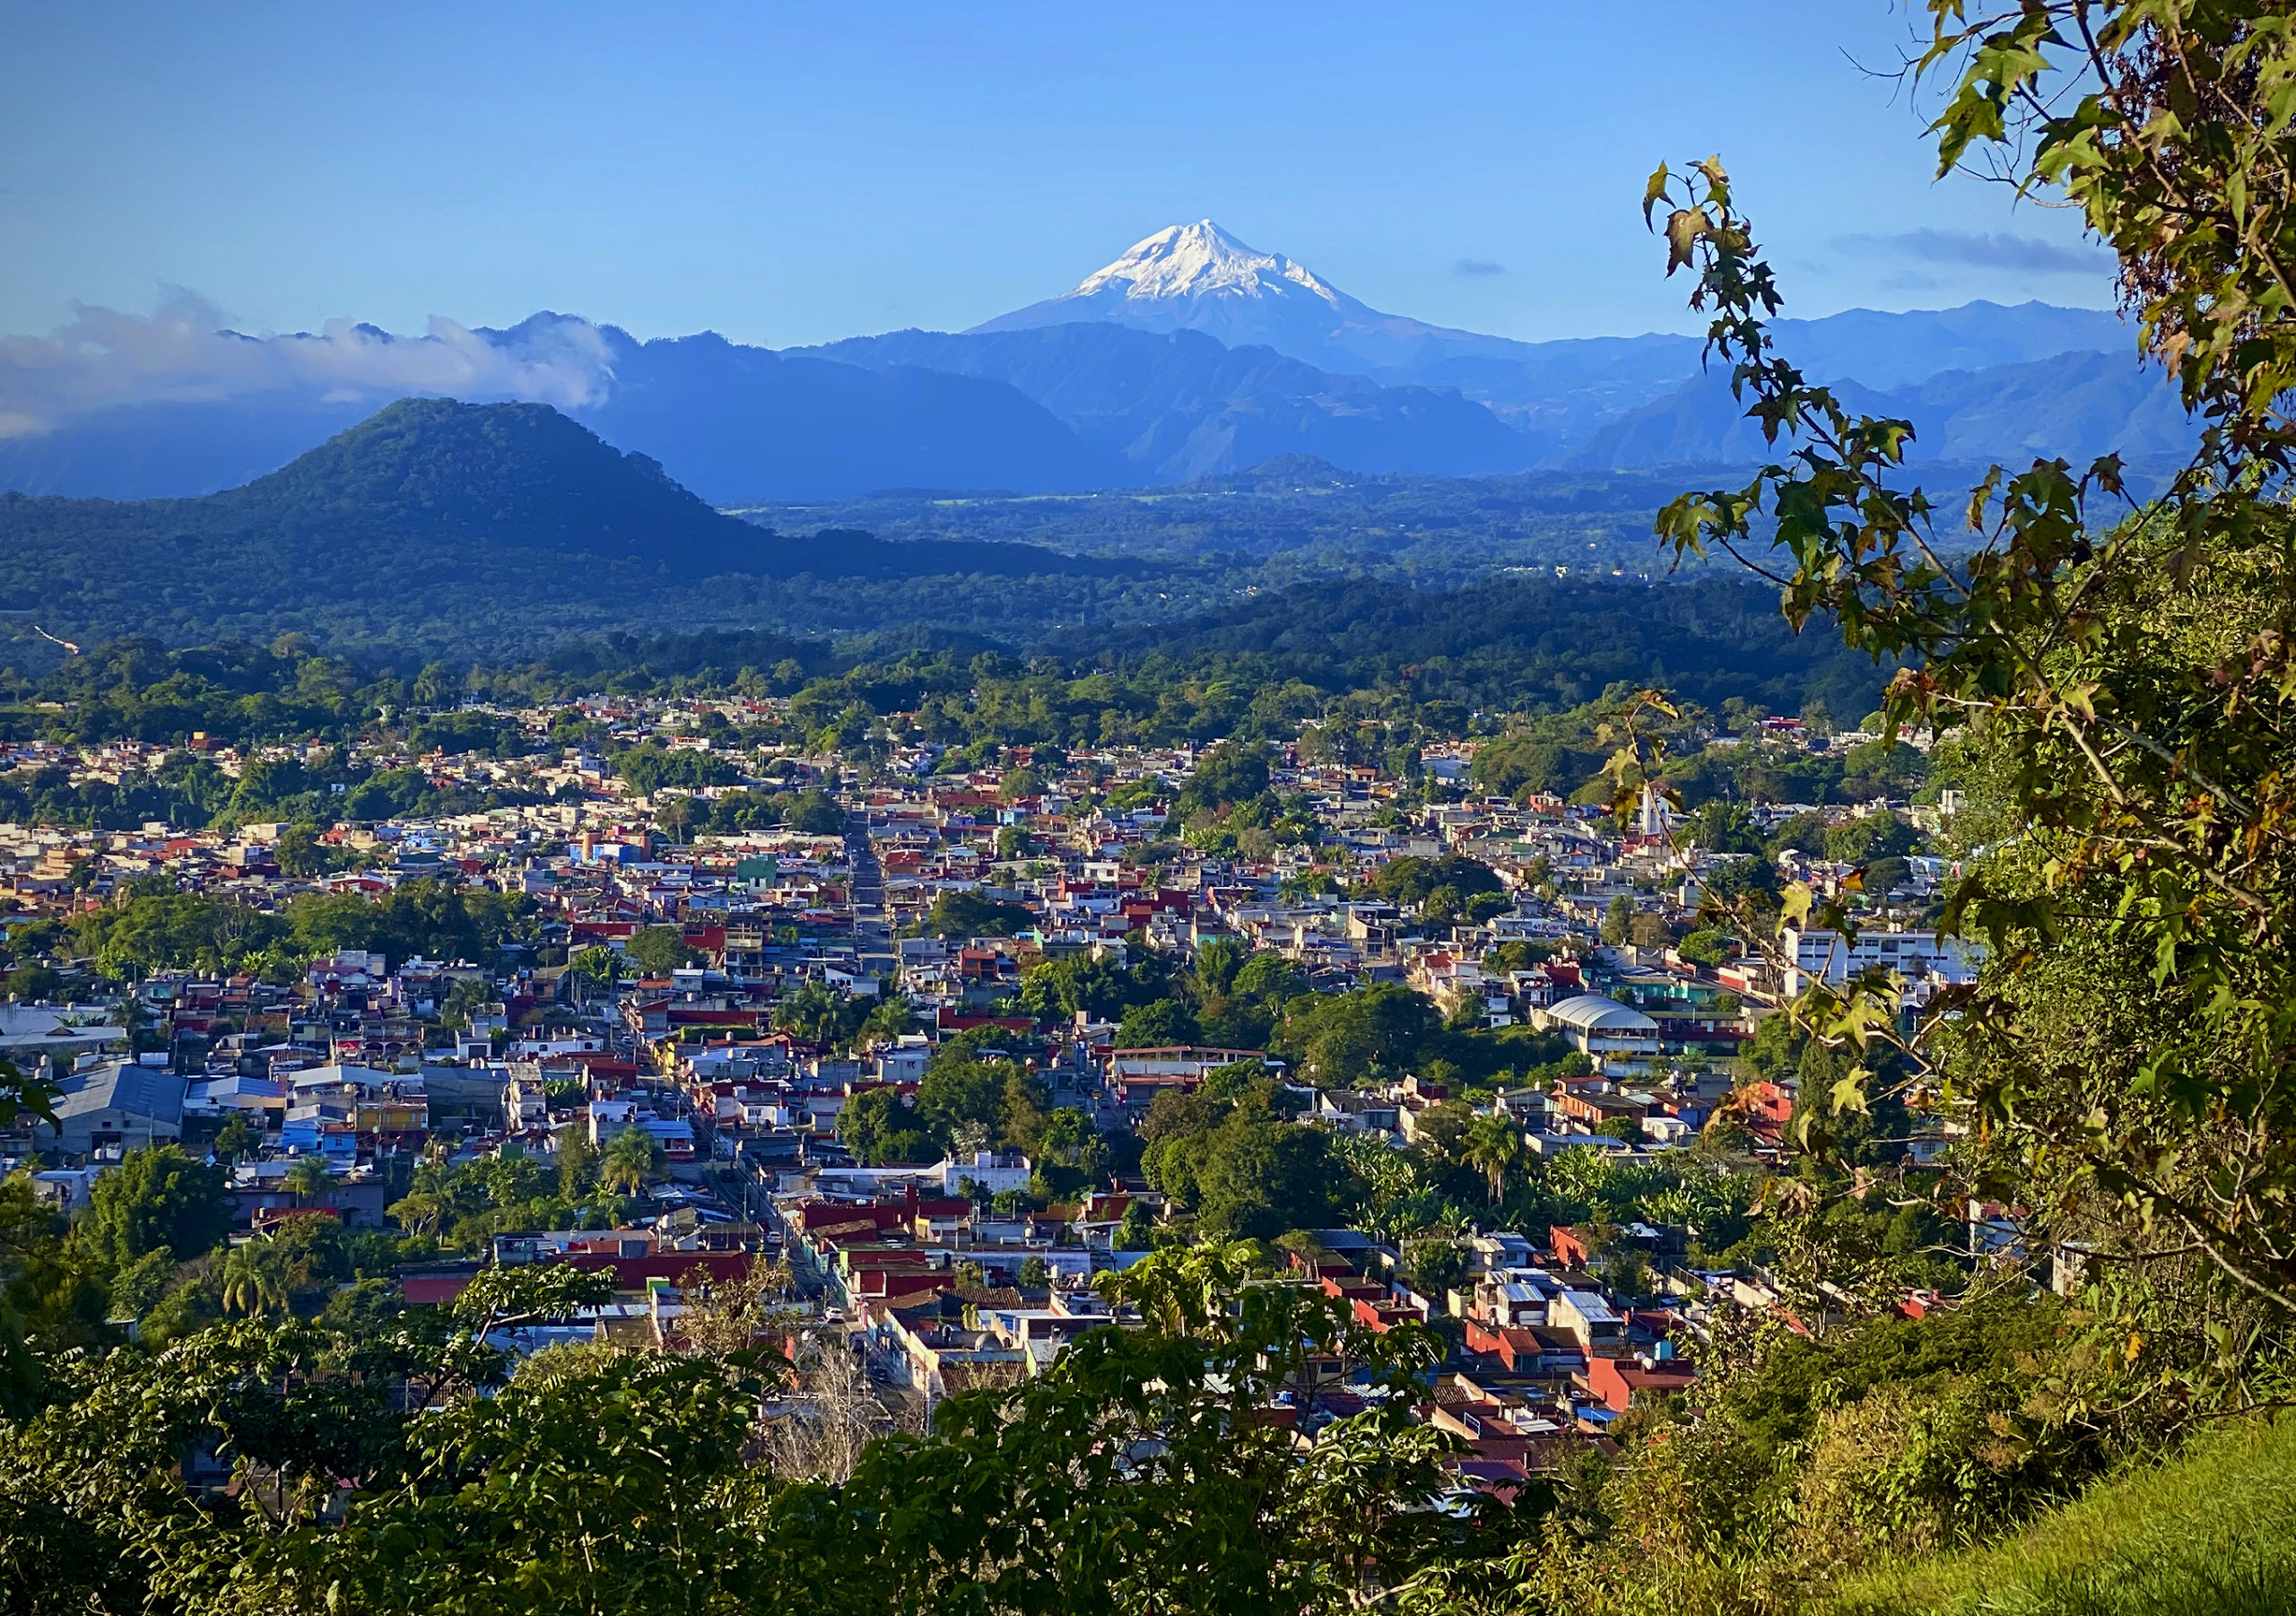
[970,218,1509,374]
[1072,220,1347,308]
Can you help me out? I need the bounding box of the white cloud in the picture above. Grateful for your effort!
[0,294,616,439]
[1833,229,2114,276]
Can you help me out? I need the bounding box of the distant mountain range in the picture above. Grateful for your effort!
[0,324,1131,506]
[560,322,1131,501]
[1564,347,2206,473]
[804,323,1532,481]
[0,220,2187,502]
[968,220,2135,398]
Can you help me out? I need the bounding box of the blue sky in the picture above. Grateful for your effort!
[0,0,2116,348]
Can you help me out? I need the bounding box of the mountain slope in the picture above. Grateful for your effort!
[0,398,1140,650]
[552,322,1132,503]
[972,220,1544,378]
[1563,347,2196,474]
[969,222,2133,410]
[810,324,1542,477]
[1834,1416,2296,1616]
[224,395,755,566]
[1766,300,2130,390]
[0,323,1133,506]
[1894,347,2199,464]
[1413,301,2133,438]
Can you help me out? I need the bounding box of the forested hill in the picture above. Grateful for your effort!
[1075,573,1894,723]
[215,396,755,567]
[0,398,1138,653]
[0,393,1878,720]
[0,572,1883,758]
[728,456,1710,574]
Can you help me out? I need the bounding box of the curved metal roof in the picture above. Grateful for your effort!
[1543,994,1659,1033]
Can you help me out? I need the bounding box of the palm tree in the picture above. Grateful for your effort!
[283,1154,332,1207]
[1461,1111,1526,1207]
[567,946,616,1000]
[387,1189,448,1238]
[220,1240,290,1317]
[1191,937,1244,1001]
[601,1124,663,1195]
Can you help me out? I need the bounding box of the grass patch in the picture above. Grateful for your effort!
[1832,1414,2296,1615]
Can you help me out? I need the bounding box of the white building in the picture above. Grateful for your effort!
[1533,995,1661,1063]
[1634,783,1674,838]
[1780,928,1979,999]
[0,1003,127,1066]
[874,1036,932,1083]
[942,1150,1031,1195]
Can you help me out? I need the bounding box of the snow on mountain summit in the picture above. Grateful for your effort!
[970,219,1539,377]
[1072,221,1352,309]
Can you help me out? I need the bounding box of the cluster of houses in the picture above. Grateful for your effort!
[0,699,1979,1495]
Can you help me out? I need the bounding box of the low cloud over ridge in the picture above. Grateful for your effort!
[1833,228,2114,276]
[0,295,614,439]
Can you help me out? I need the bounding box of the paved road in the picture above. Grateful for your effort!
[843,812,897,977]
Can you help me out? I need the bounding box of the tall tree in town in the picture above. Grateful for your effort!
[601,1123,665,1195]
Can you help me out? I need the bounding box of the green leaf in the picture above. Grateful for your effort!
[1642,161,1671,227]
[1780,881,1814,927]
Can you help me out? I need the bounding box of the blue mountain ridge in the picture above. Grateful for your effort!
[0,297,2183,503]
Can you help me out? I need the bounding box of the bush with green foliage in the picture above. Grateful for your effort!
[81,1145,232,1272]
[1016,946,1174,1024]
[0,1246,1513,1613]
[621,925,693,977]
[1823,812,1921,868]
[1139,1066,1352,1240]
[1113,997,1200,1049]
[916,889,1035,939]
